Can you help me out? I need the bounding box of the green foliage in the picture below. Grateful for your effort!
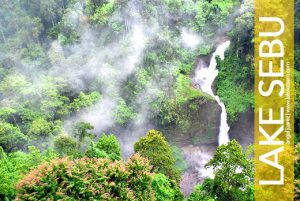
[134,129,179,181]
[232,0,254,41]
[73,121,95,149]
[188,183,215,201]
[40,93,70,119]
[27,118,55,139]
[156,95,214,134]
[162,0,183,13]
[45,2,80,44]
[16,154,156,200]
[88,0,116,25]
[204,140,253,201]
[85,142,109,158]
[0,146,58,200]
[0,122,28,152]
[114,98,137,125]
[188,141,254,201]
[57,24,79,45]
[54,134,79,157]
[215,54,253,123]
[171,145,188,172]
[39,0,67,27]
[85,133,121,161]
[175,74,207,104]
[0,73,32,96]
[296,47,300,71]
[214,0,254,124]
[69,91,101,112]
[40,77,71,120]
[198,44,213,56]
[296,181,300,201]
[156,98,179,127]
[192,0,239,37]
[151,173,183,201]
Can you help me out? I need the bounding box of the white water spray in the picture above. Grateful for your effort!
[194,41,231,146]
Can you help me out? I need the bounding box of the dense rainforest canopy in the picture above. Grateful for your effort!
[0,0,299,200]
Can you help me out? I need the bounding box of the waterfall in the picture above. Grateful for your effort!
[194,41,231,146]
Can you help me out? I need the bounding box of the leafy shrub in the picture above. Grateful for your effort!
[215,54,253,123]
[28,118,54,139]
[69,92,101,112]
[88,0,116,25]
[0,146,58,200]
[114,99,137,125]
[134,129,180,182]
[151,173,183,201]
[188,183,215,201]
[175,74,205,105]
[54,134,79,157]
[0,122,28,152]
[171,145,188,172]
[73,121,95,149]
[85,133,121,161]
[16,154,160,200]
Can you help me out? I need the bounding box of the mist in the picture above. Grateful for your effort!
[0,0,248,157]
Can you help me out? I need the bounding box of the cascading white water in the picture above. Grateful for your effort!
[179,41,231,190]
[194,41,231,146]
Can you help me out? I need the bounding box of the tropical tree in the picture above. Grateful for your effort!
[85,133,121,161]
[73,121,95,149]
[134,129,179,181]
[204,140,253,201]
[27,118,53,139]
[151,173,183,201]
[0,122,28,152]
[188,181,215,201]
[54,134,79,157]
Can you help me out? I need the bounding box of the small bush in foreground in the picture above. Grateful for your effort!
[16,153,183,201]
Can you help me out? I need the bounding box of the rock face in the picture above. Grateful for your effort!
[229,108,254,149]
[162,97,221,196]
[163,98,221,147]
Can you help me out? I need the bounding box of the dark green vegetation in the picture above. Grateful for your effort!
[85,133,121,161]
[134,130,182,182]
[215,0,254,123]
